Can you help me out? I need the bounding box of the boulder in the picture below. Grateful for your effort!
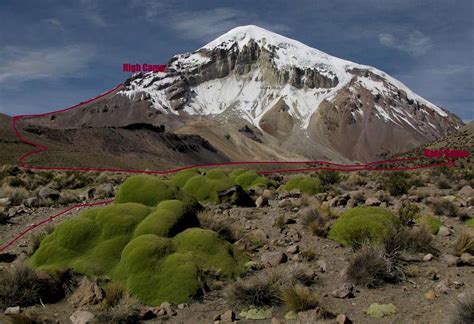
[221,310,236,322]
[443,254,460,267]
[4,306,20,315]
[336,314,352,324]
[365,197,381,206]
[217,186,255,207]
[437,226,453,237]
[286,244,299,254]
[70,310,95,324]
[261,252,287,267]
[0,198,10,206]
[23,197,40,208]
[38,187,60,200]
[458,185,473,197]
[67,277,104,307]
[460,253,474,266]
[331,283,355,299]
[255,196,268,208]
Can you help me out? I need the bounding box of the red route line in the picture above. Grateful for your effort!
[0,200,113,253]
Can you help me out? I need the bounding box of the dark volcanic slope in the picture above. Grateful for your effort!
[16,121,229,170]
[0,113,31,166]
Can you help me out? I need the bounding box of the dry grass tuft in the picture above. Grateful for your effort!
[454,231,474,256]
[197,210,241,242]
[450,294,474,324]
[281,284,319,312]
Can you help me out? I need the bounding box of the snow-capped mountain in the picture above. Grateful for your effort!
[116,25,462,161]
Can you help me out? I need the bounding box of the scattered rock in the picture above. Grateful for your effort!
[437,226,452,237]
[286,244,299,254]
[271,317,283,324]
[240,308,272,320]
[23,197,39,208]
[435,281,450,294]
[250,229,268,243]
[365,197,381,206]
[262,189,274,199]
[255,196,268,208]
[458,185,473,198]
[277,198,292,208]
[0,198,10,206]
[37,187,60,200]
[443,254,460,267]
[70,310,95,324]
[460,253,474,266]
[261,252,287,267]
[336,314,353,324]
[423,253,434,261]
[67,277,104,307]
[316,259,328,273]
[366,303,397,318]
[177,303,187,309]
[331,283,355,299]
[138,306,158,320]
[285,311,298,320]
[221,310,236,322]
[217,186,255,207]
[4,306,20,315]
[424,289,436,300]
[346,199,356,208]
[160,302,176,316]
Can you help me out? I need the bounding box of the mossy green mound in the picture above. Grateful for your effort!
[115,175,180,207]
[180,169,274,202]
[328,206,398,246]
[283,176,322,195]
[133,200,199,237]
[416,215,442,234]
[466,218,474,228]
[234,170,276,190]
[31,175,247,305]
[169,169,200,187]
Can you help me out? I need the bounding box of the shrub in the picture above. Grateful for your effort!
[398,201,420,226]
[328,207,398,248]
[346,245,402,288]
[454,231,474,256]
[95,294,140,324]
[281,284,319,313]
[226,265,314,308]
[317,170,340,187]
[0,262,63,308]
[300,207,330,237]
[226,270,282,308]
[416,215,442,234]
[384,172,410,196]
[283,176,322,195]
[437,179,452,189]
[102,282,126,310]
[0,184,29,206]
[430,199,459,217]
[274,215,286,230]
[450,294,474,324]
[115,176,181,207]
[402,224,437,254]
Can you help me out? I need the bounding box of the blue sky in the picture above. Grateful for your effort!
[0,0,472,121]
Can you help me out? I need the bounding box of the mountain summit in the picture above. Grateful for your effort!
[27,25,463,164]
[118,25,461,161]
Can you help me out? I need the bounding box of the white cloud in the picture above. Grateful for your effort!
[0,45,95,86]
[42,18,63,29]
[378,30,432,56]
[132,2,291,42]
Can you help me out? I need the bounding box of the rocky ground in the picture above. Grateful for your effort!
[0,166,473,324]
